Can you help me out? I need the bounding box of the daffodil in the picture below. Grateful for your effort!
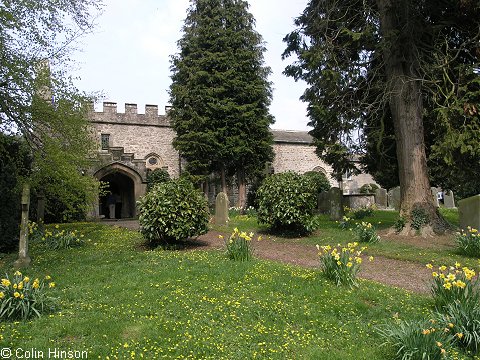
[1,279,11,287]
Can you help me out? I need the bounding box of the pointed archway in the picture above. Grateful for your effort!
[94,163,146,219]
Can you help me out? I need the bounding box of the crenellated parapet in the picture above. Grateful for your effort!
[88,102,172,127]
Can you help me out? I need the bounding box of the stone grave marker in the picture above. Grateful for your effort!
[328,187,343,221]
[431,187,441,207]
[458,194,480,231]
[215,192,229,225]
[444,190,456,208]
[318,192,329,214]
[388,186,401,210]
[375,188,388,209]
[14,183,31,269]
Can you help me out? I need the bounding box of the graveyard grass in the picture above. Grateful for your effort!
[0,209,478,359]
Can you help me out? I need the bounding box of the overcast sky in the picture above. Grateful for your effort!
[72,0,310,130]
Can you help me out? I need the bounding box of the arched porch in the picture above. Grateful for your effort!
[94,163,146,219]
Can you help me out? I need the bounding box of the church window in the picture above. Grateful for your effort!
[101,134,110,150]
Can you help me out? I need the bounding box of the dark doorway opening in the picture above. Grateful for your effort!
[99,172,135,219]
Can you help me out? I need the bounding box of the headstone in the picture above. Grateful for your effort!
[14,183,31,269]
[444,190,456,208]
[388,186,401,211]
[431,187,441,207]
[328,187,343,221]
[343,194,375,209]
[458,194,480,231]
[318,192,329,214]
[375,188,388,209]
[215,192,229,225]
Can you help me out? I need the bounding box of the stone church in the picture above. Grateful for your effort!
[88,102,375,219]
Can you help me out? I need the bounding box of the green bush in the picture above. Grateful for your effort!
[378,318,453,360]
[359,183,379,194]
[257,172,317,234]
[303,171,331,194]
[0,271,57,320]
[146,168,171,192]
[455,227,480,257]
[0,135,31,252]
[138,178,209,244]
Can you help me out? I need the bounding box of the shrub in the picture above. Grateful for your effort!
[359,183,379,194]
[394,217,406,233]
[257,172,317,234]
[138,178,209,244]
[411,208,429,231]
[222,228,259,261]
[351,205,375,219]
[455,227,480,257]
[378,318,454,360]
[317,242,371,288]
[146,168,171,192]
[355,221,380,243]
[303,171,331,194]
[0,271,57,320]
[426,262,479,310]
[435,300,480,354]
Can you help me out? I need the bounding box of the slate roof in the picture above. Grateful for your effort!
[271,129,313,144]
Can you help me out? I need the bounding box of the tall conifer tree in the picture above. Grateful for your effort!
[169,0,274,207]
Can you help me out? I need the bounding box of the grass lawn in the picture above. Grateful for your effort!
[0,223,438,359]
[0,208,477,359]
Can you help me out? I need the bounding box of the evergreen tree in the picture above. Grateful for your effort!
[283,0,480,234]
[169,0,274,207]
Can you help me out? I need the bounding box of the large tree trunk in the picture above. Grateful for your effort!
[377,0,445,235]
[237,168,247,209]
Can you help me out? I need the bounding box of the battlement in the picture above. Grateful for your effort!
[89,102,172,127]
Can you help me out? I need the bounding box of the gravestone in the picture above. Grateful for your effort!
[387,186,401,210]
[375,188,388,209]
[328,187,343,221]
[458,194,480,231]
[431,187,441,207]
[444,190,456,208]
[14,183,31,269]
[215,192,229,225]
[318,192,329,214]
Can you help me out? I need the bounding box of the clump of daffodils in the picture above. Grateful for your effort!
[317,242,373,288]
[42,225,85,250]
[355,221,380,243]
[455,226,480,257]
[427,262,478,309]
[0,271,57,320]
[222,228,261,262]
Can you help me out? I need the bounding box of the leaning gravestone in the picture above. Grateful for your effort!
[215,192,229,226]
[375,188,388,209]
[328,187,343,221]
[444,190,456,208]
[388,186,401,211]
[458,194,480,231]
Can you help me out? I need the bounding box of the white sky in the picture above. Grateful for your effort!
[72,0,310,130]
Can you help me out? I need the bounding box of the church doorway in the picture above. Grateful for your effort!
[99,172,135,219]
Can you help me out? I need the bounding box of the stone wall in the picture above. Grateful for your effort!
[271,131,338,186]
